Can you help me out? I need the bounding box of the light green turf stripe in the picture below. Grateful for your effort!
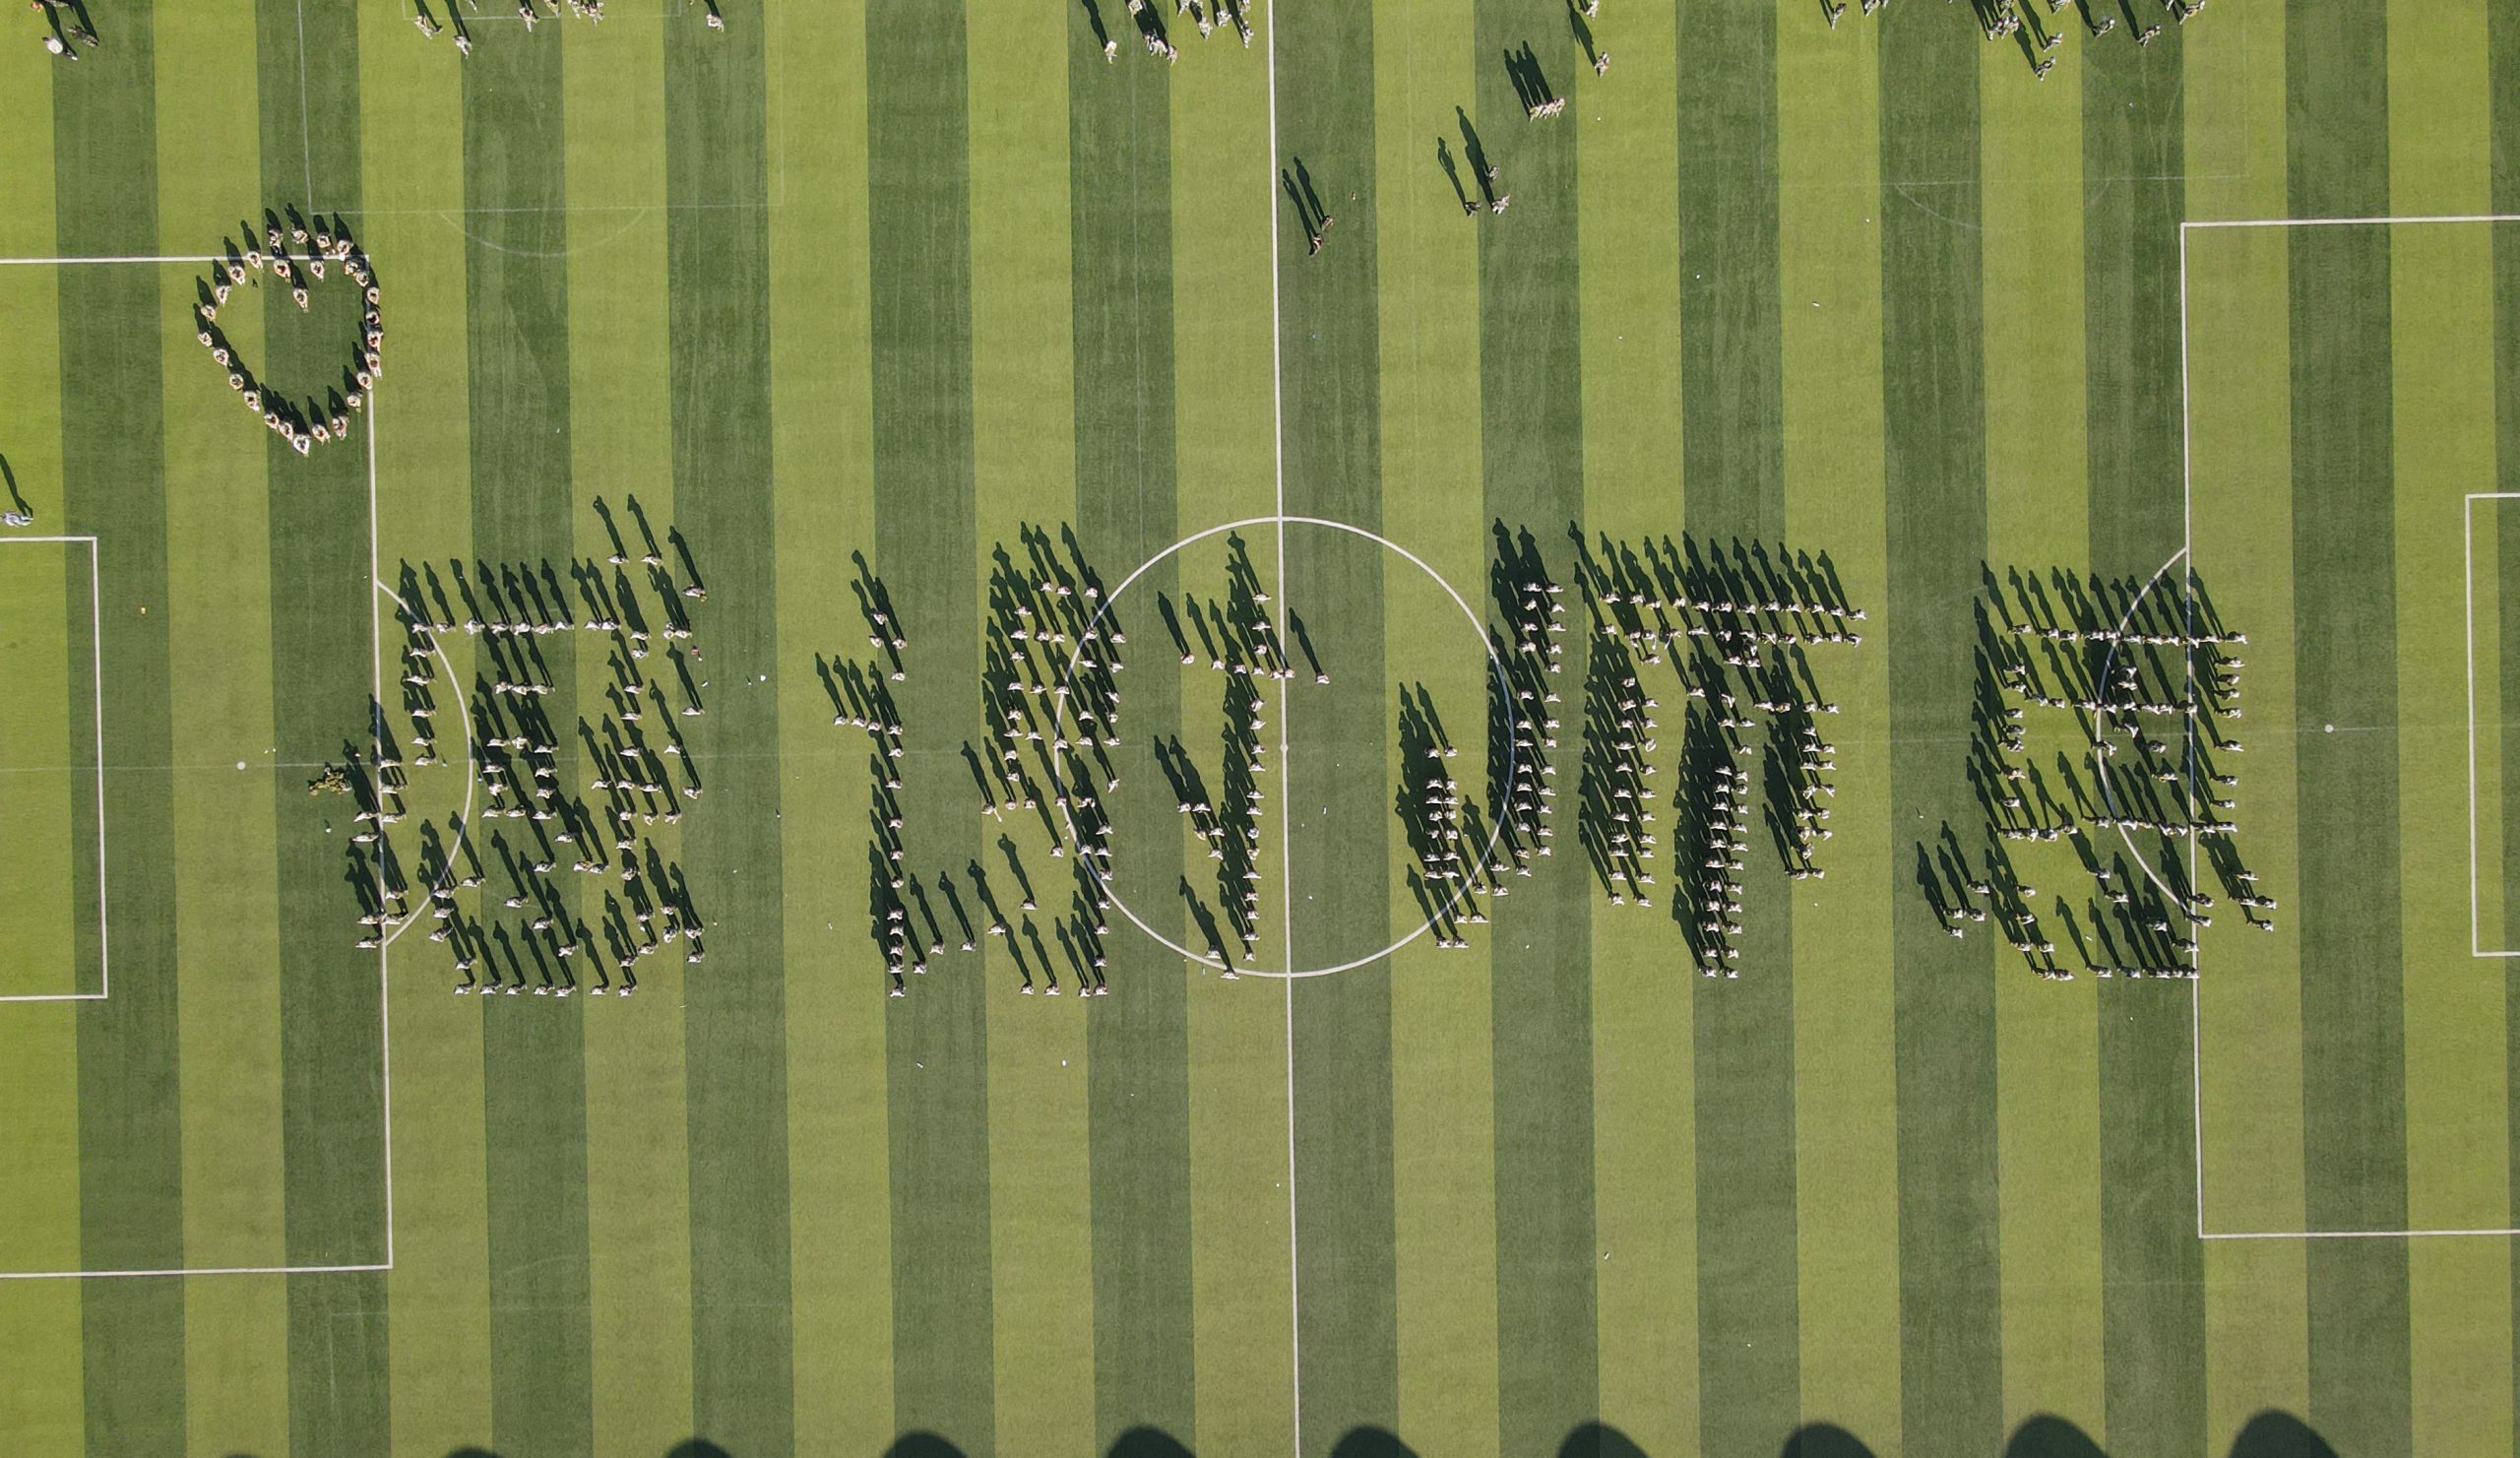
[0,39,86,1439]
[2187,74,2307,1238]
[763,3,893,1450]
[2184,6,2286,222]
[563,17,699,1455]
[2484,504,2507,956]
[1776,11,1900,1453]
[1979,33,2104,1447]
[2185,219,2313,1439]
[0,996,80,1449]
[1370,2,1501,1453]
[0,535,77,999]
[354,5,496,1451]
[2189,12,2311,1449]
[2384,11,2512,1449]
[2500,20,2520,1454]
[156,3,290,1449]
[967,6,1096,1452]
[0,83,80,1272]
[1570,0,1688,1449]
[1166,23,1296,1455]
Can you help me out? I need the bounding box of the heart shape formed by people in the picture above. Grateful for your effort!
[191,208,383,458]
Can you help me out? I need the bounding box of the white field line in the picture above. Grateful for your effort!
[0,255,224,267]
[2184,213,2520,230]
[0,334,394,1279]
[1262,2,1302,1451]
[2470,494,2484,957]
[2182,213,2520,1240]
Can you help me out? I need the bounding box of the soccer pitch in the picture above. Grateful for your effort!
[2,1,2515,1456]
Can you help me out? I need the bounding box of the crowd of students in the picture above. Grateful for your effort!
[194,210,381,458]
[410,0,726,56]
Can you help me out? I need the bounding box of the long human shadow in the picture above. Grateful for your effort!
[1328,1427,1421,1458]
[2226,1412,2342,1458]
[1780,1423,1878,1458]
[417,1409,2346,1457]
[1108,1428,1196,1458]
[2004,1414,2108,1458]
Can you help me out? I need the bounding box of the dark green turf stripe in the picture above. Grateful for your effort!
[253,2,393,1451]
[663,7,796,1451]
[1274,4,1404,1452]
[1063,21,1197,1448]
[2498,9,2520,1448]
[2078,32,2207,1458]
[54,8,186,1447]
[864,3,993,1449]
[2283,7,2413,1455]
[457,25,597,1458]
[1877,6,2002,1453]
[1471,2,1600,1452]
[1675,2,1799,1450]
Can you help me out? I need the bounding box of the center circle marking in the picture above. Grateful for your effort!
[1049,514,1515,980]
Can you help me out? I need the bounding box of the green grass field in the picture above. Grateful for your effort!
[2,1,2518,1455]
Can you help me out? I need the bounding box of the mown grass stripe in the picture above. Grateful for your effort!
[864,2,993,1448]
[2084,4,2210,1426]
[2384,9,2511,1450]
[2185,220,2314,1444]
[2078,23,2211,1458]
[662,6,796,1450]
[0,128,84,1406]
[0,29,75,1002]
[1778,9,1902,1453]
[1058,13,1201,1448]
[55,6,189,1445]
[456,28,596,1458]
[2177,13,2314,1447]
[563,17,700,1454]
[159,3,291,1449]
[0,524,77,996]
[1574,0,1687,1446]
[250,0,391,1448]
[1980,32,2102,1448]
[2498,9,2520,1450]
[1162,21,1295,1454]
[1270,3,1403,1451]
[1677,1,1799,1450]
[1877,6,2003,1453]
[969,9,1097,1453]
[1372,2,1502,1452]
[763,3,894,1450]
[2284,5,2415,1452]
[1468,2,1598,1454]
[353,6,497,1450]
